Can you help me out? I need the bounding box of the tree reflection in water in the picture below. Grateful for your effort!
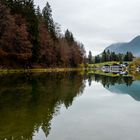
[0,72,85,140]
[0,72,139,139]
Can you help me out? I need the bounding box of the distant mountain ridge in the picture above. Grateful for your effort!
[105,36,140,57]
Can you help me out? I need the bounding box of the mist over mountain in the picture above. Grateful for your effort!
[105,36,140,57]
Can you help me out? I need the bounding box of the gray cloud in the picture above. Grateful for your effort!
[34,0,140,55]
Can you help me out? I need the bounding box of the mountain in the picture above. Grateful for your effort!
[105,36,140,57]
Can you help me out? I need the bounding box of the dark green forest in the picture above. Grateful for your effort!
[0,0,86,68]
[87,50,133,64]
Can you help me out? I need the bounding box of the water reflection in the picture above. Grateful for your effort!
[93,74,133,87]
[0,72,140,139]
[87,74,140,101]
[0,72,85,140]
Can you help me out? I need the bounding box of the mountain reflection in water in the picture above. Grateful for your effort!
[0,72,140,139]
[89,74,140,101]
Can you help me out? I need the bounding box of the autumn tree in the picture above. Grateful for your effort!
[0,2,32,67]
[0,0,86,68]
[4,0,40,62]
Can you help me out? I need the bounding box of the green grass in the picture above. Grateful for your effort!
[86,70,120,77]
[0,68,84,74]
[129,58,140,69]
[87,61,120,68]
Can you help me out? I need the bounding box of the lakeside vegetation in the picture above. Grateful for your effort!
[0,0,85,68]
[0,68,85,74]
[85,61,120,68]
[129,58,140,69]
[0,59,137,74]
[0,57,139,74]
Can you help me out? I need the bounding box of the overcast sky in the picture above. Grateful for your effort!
[34,0,140,56]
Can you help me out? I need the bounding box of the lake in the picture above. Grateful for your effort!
[0,72,140,140]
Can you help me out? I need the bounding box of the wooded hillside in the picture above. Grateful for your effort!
[0,0,86,68]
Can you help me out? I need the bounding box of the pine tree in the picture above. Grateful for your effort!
[42,2,56,40]
[36,6,42,19]
[88,51,93,64]
[106,50,111,61]
[25,0,40,62]
[95,55,101,63]
[65,29,74,44]
[101,50,107,62]
[124,52,133,61]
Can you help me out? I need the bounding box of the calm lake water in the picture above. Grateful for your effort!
[1,72,140,140]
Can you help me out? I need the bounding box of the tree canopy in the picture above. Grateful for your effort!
[0,0,85,68]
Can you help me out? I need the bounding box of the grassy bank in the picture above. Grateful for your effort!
[0,61,123,74]
[86,70,120,77]
[0,68,84,74]
[129,58,140,69]
[86,61,120,68]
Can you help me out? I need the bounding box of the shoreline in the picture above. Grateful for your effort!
[0,68,85,74]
